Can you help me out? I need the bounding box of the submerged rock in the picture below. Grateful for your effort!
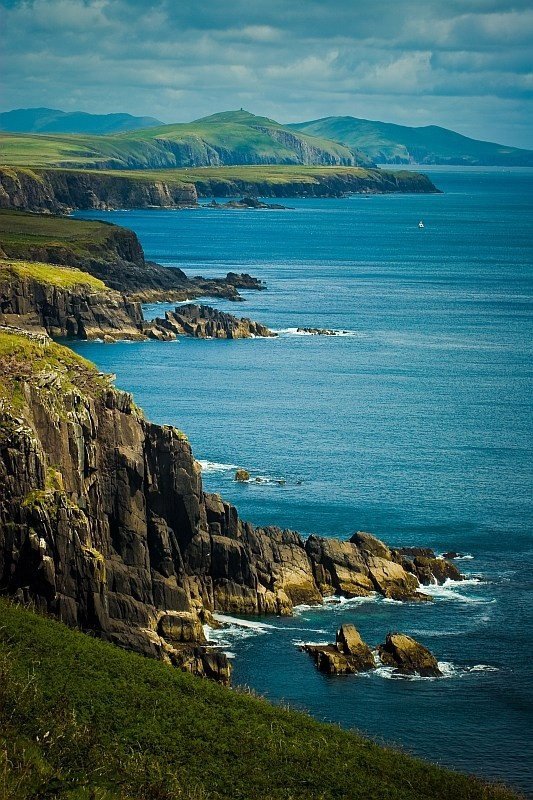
[378,633,442,677]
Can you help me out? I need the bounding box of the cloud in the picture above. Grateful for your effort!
[0,0,531,147]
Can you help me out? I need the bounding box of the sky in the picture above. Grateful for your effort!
[1,0,532,148]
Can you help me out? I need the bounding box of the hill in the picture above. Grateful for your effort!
[0,106,162,134]
[0,110,373,170]
[0,599,520,800]
[289,116,533,166]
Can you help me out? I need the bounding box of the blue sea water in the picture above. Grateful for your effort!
[72,168,533,794]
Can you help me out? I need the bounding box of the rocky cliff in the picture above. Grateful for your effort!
[0,168,197,214]
[0,167,438,220]
[0,331,461,682]
[0,262,144,340]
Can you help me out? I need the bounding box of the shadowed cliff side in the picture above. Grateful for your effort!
[0,330,461,683]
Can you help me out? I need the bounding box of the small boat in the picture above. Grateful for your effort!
[418,220,425,228]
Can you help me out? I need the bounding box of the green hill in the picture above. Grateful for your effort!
[0,599,519,800]
[0,107,163,135]
[0,110,373,170]
[289,117,533,166]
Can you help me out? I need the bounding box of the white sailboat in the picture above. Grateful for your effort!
[418,220,425,228]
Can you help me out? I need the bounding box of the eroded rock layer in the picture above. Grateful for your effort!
[144,303,276,340]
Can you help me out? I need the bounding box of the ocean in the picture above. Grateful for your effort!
[72,167,533,794]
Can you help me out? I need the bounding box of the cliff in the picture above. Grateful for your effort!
[0,331,461,683]
[0,166,439,220]
[0,167,197,214]
[0,259,143,339]
[0,209,265,302]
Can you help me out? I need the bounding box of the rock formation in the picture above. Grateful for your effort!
[0,331,461,682]
[144,304,276,340]
[304,624,375,675]
[0,266,144,340]
[378,633,442,677]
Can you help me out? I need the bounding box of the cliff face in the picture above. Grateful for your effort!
[192,169,439,198]
[0,167,438,220]
[0,332,461,682]
[0,168,197,214]
[0,273,143,339]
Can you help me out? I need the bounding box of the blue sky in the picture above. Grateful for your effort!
[1,0,532,148]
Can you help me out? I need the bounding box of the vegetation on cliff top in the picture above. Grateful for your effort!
[0,209,133,263]
[0,258,106,290]
[0,330,105,415]
[0,599,521,800]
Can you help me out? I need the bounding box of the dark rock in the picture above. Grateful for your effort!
[144,304,276,340]
[378,633,442,677]
[235,469,250,482]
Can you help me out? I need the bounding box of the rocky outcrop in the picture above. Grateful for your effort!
[304,624,375,675]
[0,271,144,340]
[144,304,276,340]
[304,626,441,678]
[393,547,463,585]
[378,633,442,677]
[206,197,289,210]
[0,333,461,682]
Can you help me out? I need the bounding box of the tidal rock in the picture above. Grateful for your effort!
[235,469,250,482]
[378,633,442,677]
[144,304,276,340]
[304,624,374,675]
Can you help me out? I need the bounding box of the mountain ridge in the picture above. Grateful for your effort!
[288,115,533,166]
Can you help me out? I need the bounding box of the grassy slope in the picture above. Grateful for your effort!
[0,258,106,290]
[0,111,367,169]
[0,330,104,413]
[289,117,533,165]
[0,600,520,800]
[0,209,129,263]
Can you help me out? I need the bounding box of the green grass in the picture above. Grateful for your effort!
[0,209,132,266]
[0,110,369,170]
[0,599,520,800]
[0,258,106,290]
[0,330,104,415]
[288,117,533,166]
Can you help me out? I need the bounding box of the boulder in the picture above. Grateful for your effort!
[335,624,375,670]
[377,633,442,677]
[304,624,374,675]
[235,469,250,482]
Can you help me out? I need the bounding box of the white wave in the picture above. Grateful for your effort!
[293,639,330,648]
[468,664,499,672]
[224,651,236,659]
[416,577,488,603]
[211,613,277,631]
[273,327,362,338]
[197,460,239,473]
[372,660,458,681]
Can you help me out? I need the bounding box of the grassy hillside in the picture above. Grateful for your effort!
[0,600,520,800]
[289,117,533,166]
[0,107,163,135]
[0,258,106,290]
[0,209,139,266]
[0,111,372,170]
